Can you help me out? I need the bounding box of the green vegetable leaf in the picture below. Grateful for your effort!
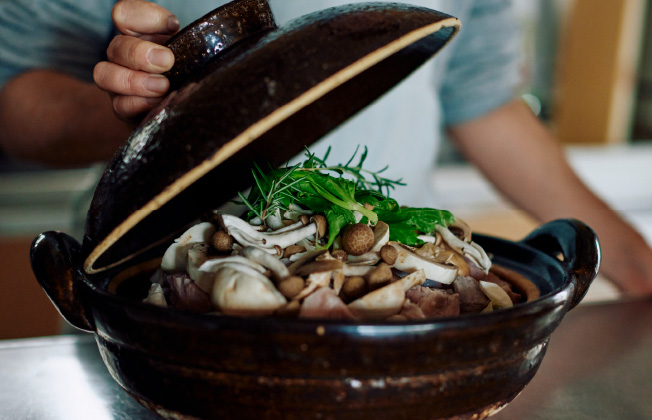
[235,146,457,250]
[376,207,456,246]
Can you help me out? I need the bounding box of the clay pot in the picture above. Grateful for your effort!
[31,219,599,419]
[30,2,600,419]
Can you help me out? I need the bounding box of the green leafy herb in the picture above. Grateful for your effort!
[376,207,456,246]
[236,147,455,249]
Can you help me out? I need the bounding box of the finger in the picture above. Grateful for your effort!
[106,35,175,73]
[94,61,170,97]
[112,94,163,120]
[139,33,175,45]
[112,0,179,37]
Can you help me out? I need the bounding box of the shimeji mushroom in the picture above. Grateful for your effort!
[386,241,458,284]
[347,221,390,264]
[241,246,290,282]
[211,264,286,316]
[161,222,216,272]
[348,269,426,319]
[219,214,322,253]
[341,223,375,256]
[435,225,491,273]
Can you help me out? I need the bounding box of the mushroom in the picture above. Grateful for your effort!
[211,264,286,316]
[293,271,332,301]
[277,276,305,299]
[435,225,491,273]
[311,214,328,239]
[479,280,514,310]
[340,276,367,302]
[449,219,472,242]
[186,243,210,284]
[283,204,313,221]
[211,230,234,253]
[220,214,319,253]
[348,269,426,319]
[342,264,378,277]
[292,253,344,301]
[364,262,393,290]
[143,283,167,307]
[347,221,390,264]
[416,242,470,277]
[380,244,398,265]
[241,246,290,282]
[387,241,458,284]
[416,232,443,246]
[193,255,267,293]
[283,244,307,259]
[341,223,375,256]
[161,222,216,272]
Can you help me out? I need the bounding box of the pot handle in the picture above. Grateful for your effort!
[30,231,95,332]
[522,219,601,310]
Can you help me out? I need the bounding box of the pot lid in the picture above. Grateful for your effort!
[82,1,460,275]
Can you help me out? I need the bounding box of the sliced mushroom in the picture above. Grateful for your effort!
[194,256,267,293]
[387,241,458,284]
[293,270,332,301]
[416,243,470,277]
[449,219,472,242]
[241,246,290,282]
[348,269,426,319]
[187,243,210,284]
[211,265,286,316]
[161,222,216,272]
[342,264,377,277]
[479,280,514,310]
[435,225,491,273]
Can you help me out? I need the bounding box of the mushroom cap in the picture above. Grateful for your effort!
[80,3,460,275]
[341,224,375,256]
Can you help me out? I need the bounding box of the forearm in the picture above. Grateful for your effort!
[0,70,133,167]
[448,99,652,295]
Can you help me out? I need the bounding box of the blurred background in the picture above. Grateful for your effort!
[1,0,652,339]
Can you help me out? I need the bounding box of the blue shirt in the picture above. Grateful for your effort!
[0,0,522,205]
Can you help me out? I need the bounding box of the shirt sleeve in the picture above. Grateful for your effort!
[0,0,116,90]
[438,0,524,126]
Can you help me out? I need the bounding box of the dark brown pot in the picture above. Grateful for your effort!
[29,2,600,418]
[31,219,599,420]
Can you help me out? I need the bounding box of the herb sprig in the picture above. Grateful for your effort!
[237,147,455,248]
[300,146,405,196]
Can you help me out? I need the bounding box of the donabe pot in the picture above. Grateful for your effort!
[31,219,599,420]
[30,1,599,418]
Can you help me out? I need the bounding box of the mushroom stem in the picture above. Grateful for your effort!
[435,225,491,273]
[220,214,318,251]
[241,246,290,282]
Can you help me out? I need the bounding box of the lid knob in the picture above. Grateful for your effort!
[165,0,277,90]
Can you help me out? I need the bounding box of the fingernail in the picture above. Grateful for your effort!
[144,75,169,93]
[147,48,174,70]
[167,15,180,33]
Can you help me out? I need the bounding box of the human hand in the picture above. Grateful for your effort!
[93,0,180,121]
[599,231,652,298]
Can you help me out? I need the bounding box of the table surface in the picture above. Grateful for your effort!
[1,298,650,420]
